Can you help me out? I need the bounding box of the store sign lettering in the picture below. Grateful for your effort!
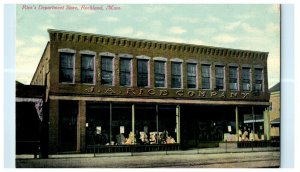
[85,87,253,99]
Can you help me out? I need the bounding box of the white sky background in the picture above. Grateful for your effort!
[16,4,280,88]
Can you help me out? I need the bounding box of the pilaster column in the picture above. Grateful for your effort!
[49,99,59,153]
[235,106,239,141]
[132,104,135,144]
[176,105,181,143]
[77,100,86,152]
[264,108,270,140]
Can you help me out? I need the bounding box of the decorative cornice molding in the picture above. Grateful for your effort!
[136,55,151,60]
[79,50,96,55]
[118,53,133,59]
[153,57,167,61]
[185,59,198,63]
[99,52,116,57]
[58,48,76,53]
[170,58,184,62]
[48,29,269,60]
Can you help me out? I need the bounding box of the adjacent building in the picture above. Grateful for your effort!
[16,81,47,157]
[269,82,280,140]
[30,29,270,153]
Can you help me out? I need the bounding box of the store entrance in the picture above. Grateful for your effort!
[181,105,237,148]
[59,100,78,152]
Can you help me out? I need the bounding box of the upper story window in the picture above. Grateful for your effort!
[255,68,263,91]
[81,54,94,84]
[242,67,251,91]
[120,58,132,86]
[171,62,182,88]
[229,66,238,91]
[187,63,197,88]
[201,64,211,89]
[59,52,75,83]
[137,59,149,87]
[215,65,225,90]
[101,56,114,85]
[154,61,166,87]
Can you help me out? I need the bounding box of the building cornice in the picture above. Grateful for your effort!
[48,29,269,60]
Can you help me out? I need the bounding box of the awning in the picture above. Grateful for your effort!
[16,97,43,122]
[244,119,264,123]
[271,117,280,124]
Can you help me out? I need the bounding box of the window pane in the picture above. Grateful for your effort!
[187,76,196,88]
[101,56,113,85]
[60,53,74,83]
[155,61,165,87]
[202,65,210,77]
[201,65,210,89]
[229,67,238,90]
[137,59,148,87]
[120,58,131,86]
[242,67,251,91]
[81,55,94,84]
[215,66,224,90]
[242,68,250,80]
[255,68,263,91]
[187,63,197,88]
[243,83,250,91]
[202,78,210,89]
[171,62,182,88]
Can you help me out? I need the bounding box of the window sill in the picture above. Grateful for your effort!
[81,83,96,86]
[59,82,75,85]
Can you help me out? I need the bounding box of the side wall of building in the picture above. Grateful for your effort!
[269,91,280,137]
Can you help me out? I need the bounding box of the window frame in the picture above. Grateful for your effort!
[119,57,132,87]
[201,64,211,90]
[215,65,225,90]
[154,60,167,88]
[59,52,75,84]
[229,66,238,91]
[80,54,95,84]
[137,59,149,87]
[171,62,183,89]
[100,55,115,86]
[254,68,264,92]
[187,63,198,89]
[242,67,251,91]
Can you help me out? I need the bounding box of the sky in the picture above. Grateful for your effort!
[16,4,280,88]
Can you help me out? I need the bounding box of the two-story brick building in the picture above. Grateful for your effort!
[31,29,270,153]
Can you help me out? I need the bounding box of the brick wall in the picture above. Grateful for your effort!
[44,29,269,102]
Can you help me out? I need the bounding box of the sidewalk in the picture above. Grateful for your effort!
[16,148,280,168]
[16,146,280,159]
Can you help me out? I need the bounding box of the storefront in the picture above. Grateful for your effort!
[30,29,270,153]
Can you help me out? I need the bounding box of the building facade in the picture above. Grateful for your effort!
[31,29,270,153]
[269,83,280,139]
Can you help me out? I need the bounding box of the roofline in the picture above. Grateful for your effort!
[30,41,50,84]
[47,29,269,55]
